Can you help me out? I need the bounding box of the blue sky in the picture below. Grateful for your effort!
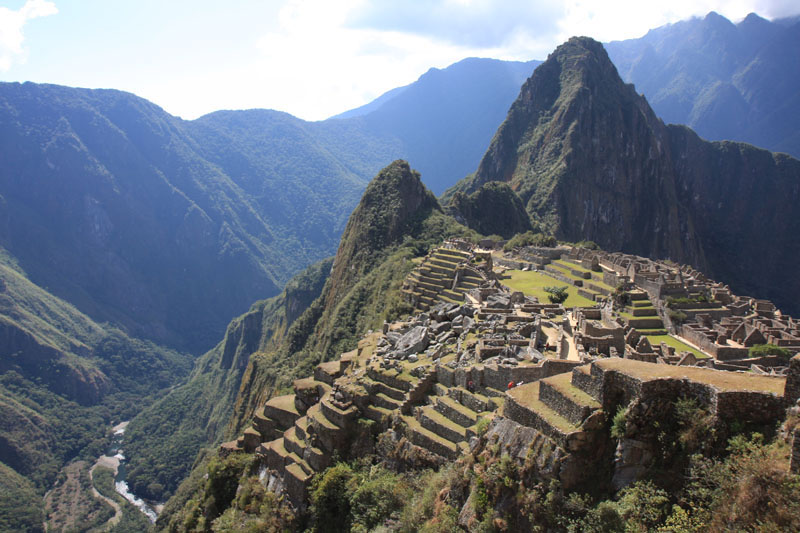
[1,0,798,121]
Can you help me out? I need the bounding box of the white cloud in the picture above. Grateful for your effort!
[251,0,513,120]
[0,0,57,71]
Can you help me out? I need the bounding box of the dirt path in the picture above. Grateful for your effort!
[89,455,122,529]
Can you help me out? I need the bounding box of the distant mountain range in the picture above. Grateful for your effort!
[607,11,800,158]
[0,58,537,354]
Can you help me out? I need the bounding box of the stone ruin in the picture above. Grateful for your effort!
[221,242,800,511]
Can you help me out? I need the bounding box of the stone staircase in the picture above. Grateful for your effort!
[621,290,667,333]
[402,247,485,311]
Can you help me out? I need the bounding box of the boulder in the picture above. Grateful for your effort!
[394,326,430,357]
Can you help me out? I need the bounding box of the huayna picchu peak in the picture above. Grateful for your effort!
[446,36,800,316]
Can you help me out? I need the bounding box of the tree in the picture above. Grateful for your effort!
[543,286,569,304]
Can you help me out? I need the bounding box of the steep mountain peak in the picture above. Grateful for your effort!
[453,35,706,268]
[469,36,658,203]
[330,160,439,290]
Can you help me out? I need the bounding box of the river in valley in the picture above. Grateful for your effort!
[102,421,160,523]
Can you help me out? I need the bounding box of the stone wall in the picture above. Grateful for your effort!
[715,391,785,423]
[792,427,800,474]
[785,355,800,406]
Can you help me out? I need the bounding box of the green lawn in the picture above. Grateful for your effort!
[646,335,708,359]
[501,270,596,307]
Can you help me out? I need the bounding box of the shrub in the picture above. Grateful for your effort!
[668,310,687,325]
[674,397,715,453]
[543,286,569,304]
[310,463,354,532]
[748,343,792,360]
[611,405,628,439]
[503,231,556,251]
[575,240,599,250]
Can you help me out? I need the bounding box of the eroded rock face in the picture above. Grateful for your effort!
[612,438,655,490]
[393,326,430,358]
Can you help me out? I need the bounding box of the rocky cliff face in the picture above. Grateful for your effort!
[451,36,800,313]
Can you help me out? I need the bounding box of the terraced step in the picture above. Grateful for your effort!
[481,386,506,399]
[430,255,462,267]
[418,295,436,307]
[628,291,649,301]
[263,438,291,471]
[416,279,445,292]
[419,268,450,281]
[293,416,310,440]
[321,399,358,427]
[416,286,438,298]
[435,395,480,427]
[504,382,582,449]
[440,289,464,301]
[362,376,406,401]
[286,461,312,482]
[418,405,467,443]
[538,372,601,426]
[628,306,658,317]
[571,364,602,400]
[624,316,665,329]
[240,427,261,452]
[367,366,414,392]
[314,361,342,385]
[363,404,393,423]
[436,249,471,261]
[253,412,280,441]
[423,263,456,276]
[372,391,403,410]
[401,415,460,460]
[286,451,313,476]
[583,282,611,296]
[263,394,301,429]
[283,427,307,458]
[307,403,347,451]
[447,387,498,413]
[304,444,327,472]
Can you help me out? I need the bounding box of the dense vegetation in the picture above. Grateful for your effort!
[446,182,533,238]
[0,248,191,530]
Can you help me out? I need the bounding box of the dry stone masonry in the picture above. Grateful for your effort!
[223,240,799,509]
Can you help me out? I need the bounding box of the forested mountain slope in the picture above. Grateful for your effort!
[0,246,190,531]
[606,12,800,158]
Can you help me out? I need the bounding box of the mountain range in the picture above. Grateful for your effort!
[1,10,800,531]
[606,11,800,158]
